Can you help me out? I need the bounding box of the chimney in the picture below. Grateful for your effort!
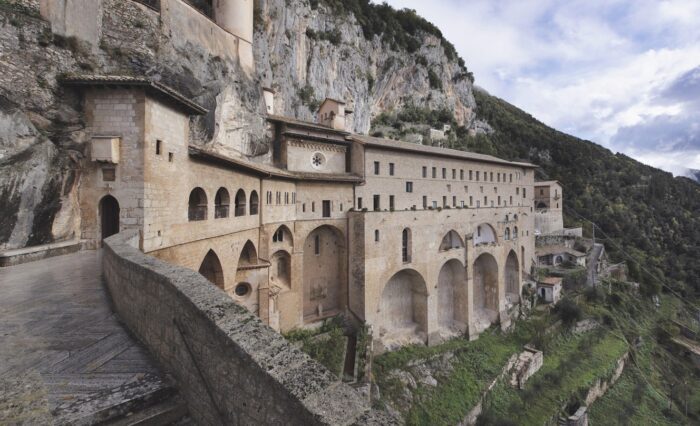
[263,87,275,115]
[317,98,346,131]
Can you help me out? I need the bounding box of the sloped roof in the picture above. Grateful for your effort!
[61,75,208,115]
[349,134,538,168]
[536,245,586,258]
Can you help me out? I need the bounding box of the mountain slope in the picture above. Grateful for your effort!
[471,89,700,296]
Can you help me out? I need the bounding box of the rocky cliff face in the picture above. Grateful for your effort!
[0,0,480,250]
[254,0,478,134]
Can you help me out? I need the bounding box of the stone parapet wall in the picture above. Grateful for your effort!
[103,229,375,425]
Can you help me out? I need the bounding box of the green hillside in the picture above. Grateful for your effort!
[470,89,700,299]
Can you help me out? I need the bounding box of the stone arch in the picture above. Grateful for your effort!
[378,269,428,344]
[99,195,120,241]
[214,187,230,219]
[303,225,346,322]
[238,240,258,267]
[188,187,208,221]
[235,189,246,216]
[438,259,468,332]
[474,223,497,246]
[272,225,293,245]
[199,249,224,289]
[270,250,291,289]
[439,230,465,252]
[473,253,499,326]
[250,190,259,215]
[536,201,548,209]
[505,250,520,298]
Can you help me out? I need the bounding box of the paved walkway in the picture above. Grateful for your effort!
[0,251,170,424]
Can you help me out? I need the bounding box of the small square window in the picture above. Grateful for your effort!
[102,167,116,182]
[168,152,174,162]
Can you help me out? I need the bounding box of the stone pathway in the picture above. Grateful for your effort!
[0,251,177,424]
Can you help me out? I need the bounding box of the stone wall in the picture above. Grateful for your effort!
[102,229,376,425]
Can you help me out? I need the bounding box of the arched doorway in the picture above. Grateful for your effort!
[473,253,499,327]
[505,250,520,301]
[378,269,428,345]
[270,250,291,289]
[437,259,468,333]
[303,226,345,322]
[199,249,224,290]
[99,195,120,241]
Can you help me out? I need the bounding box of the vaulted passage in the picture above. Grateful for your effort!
[303,226,345,322]
[473,253,499,328]
[199,249,224,289]
[505,250,520,302]
[271,250,291,289]
[378,269,428,347]
[438,259,468,333]
[99,195,120,241]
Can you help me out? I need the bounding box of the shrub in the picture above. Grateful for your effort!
[428,69,442,90]
[555,298,582,328]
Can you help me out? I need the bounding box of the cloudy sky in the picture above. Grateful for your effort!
[382,0,700,176]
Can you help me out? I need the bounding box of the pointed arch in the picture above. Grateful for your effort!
[474,253,499,326]
[303,225,346,322]
[505,250,520,297]
[199,249,224,289]
[271,250,292,289]
[504,227,511,241]
[272,225,293,245]
[439,230,465,251]
[238,240,258,266]
[474,223,497,246]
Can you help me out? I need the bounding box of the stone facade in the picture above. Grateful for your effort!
[534,181,564,235]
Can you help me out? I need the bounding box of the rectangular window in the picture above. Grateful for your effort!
[470,196,473,206]
[422,166,427,178]
[452,169,456,179]
[461,200,465,207]
[374,161,380,175]
[373,194,380,211]
[156,140,162,155]
[302,203,306,212]
[314,234,320,255]
[476,171,480,181]
[423,196,428,209]
[443,196,447,207]
[375,230,380,242]
[510,196,513,205]
[484,196,488,205]
[447,184,452,192]
[432,167,437,178]
[389,163,395,176]
[358,197,363,209]
[490,172,494,182]
[498,196,501,205]
[322,200,331,217]
[432,200,438,208]
[168,152,173,162]
[312,201,315,212]
[469,170,473,180]
[406,181,413,193]
[523,188,527,198]
[389,195,395,210]
[510,174,513,183]
[477,200,481,208]
[453,196,456,206]
[497,173,501,182]
[460,170,464,180]
[516,187,520,195]
[102,167,116,182]
[442,168,447,179]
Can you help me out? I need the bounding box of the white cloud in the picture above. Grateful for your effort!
[380,0,700,175]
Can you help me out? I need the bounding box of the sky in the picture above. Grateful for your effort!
[381,0,700,176]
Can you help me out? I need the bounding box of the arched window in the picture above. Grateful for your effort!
[402,228,412,263]
[505,228,511,240]
[239,240,258,266]
[513,226,519,239]
[214,188,230,219]
[188,188,208,221]
[250,191,259,215]
[235,189,246,217]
